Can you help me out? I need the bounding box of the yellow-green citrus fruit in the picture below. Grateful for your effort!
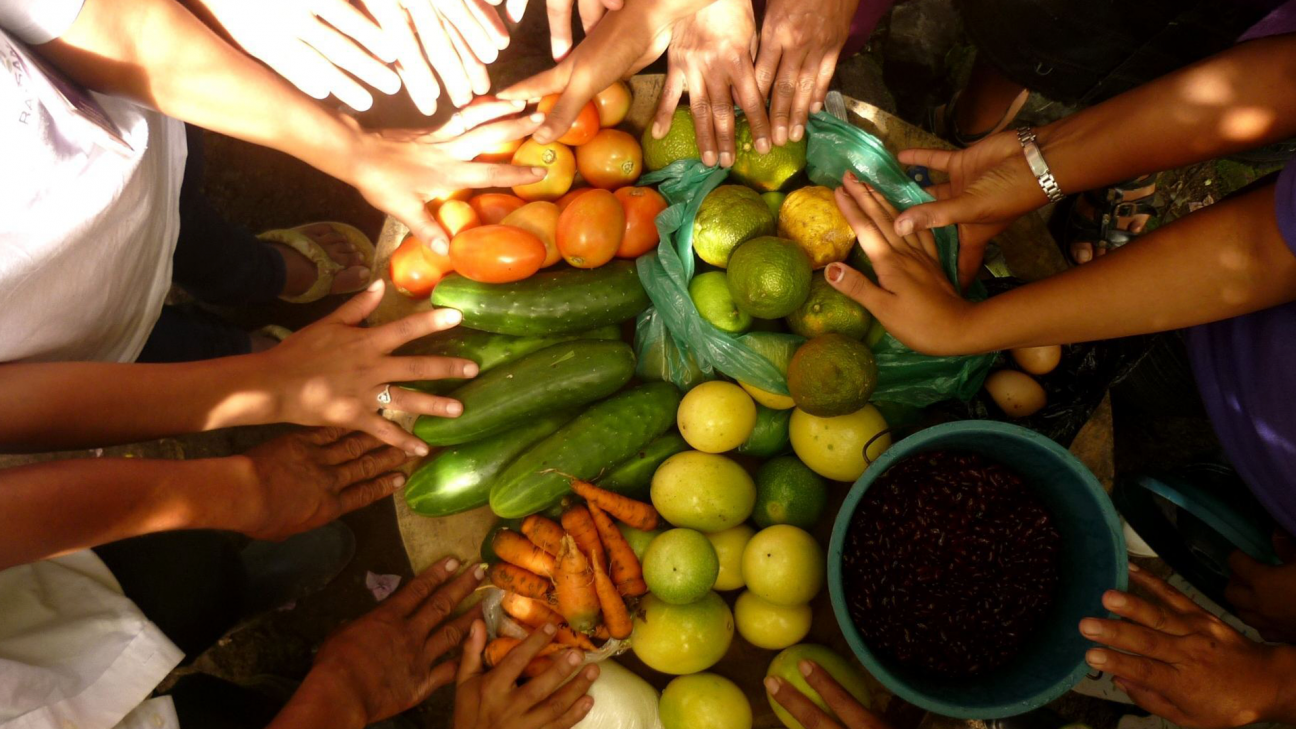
[632,592,734,674]
[789,404,891,482]
[741,525,824,606]
[677,381,757,453]
[735,590,813,650]
[652,451,756,532]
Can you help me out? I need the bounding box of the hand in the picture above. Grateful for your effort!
[893,131,1046,288]
[825,172,978,356]
[286,558,486,727]
[454,620,599,729]
[188,0,400,112]
[753,0,858,146]
[234,428,409,541]
[766,660,892,729]
[258,280,478,456]
[500,0,624,61]
[346,99,545,250]
[652,0,770,168]
[1081,565,1296,728]
[1226,540,1296,642]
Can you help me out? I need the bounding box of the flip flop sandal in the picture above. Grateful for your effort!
[252,324,293,342]
[926,87,1030,148]
[1054,176,1158,266]
[257,222,376,304]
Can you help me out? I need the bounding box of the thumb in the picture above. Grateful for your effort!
[531,85,593,144]
[893,196,974,238]
[456,620,487,685]
[498,62,569,101]
[330,279,386,326]
[403,203,450,255]
[826,262,886,311]
[1228,550,1270,584]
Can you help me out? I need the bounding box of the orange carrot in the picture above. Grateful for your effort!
[591,558,633,639]
[593,624,611,641]
[586,501,648,596]
[493,529,557,577]
[482,636,562,668]
[500,593,595,650]
[488,562,550,600]
[554,535,601,633]
[570,479,660,531]
[562,505,607,571]
[521,515,566,557]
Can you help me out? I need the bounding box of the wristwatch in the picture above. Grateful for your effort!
[1017,128,1065,203]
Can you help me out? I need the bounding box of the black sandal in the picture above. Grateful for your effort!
[1055,175,1158,265]
[926,88,1030,148]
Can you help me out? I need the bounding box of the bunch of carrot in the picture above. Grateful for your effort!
[484,478,659,670]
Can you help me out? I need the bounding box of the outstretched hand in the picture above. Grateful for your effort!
[766,659,891,729]
[753,0,857,147]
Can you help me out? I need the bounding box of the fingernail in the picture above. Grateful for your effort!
[543,623,557,635]
[756,137,771,154]
[529,112,545,122]
[1128,561,1141,572]
[585,664,599,680]
[443,309,463,325]
[531,167,547,177]
[567,650,583,665]
[1104,591,1128,609]
[895,218,915,237]
[445,557,460,572]
[1079,618,1103,637]
[579,696,595,712]
[703,151,717,167]
[844,170,857,183]
[651,121,662,139]
[511,99,526,108]
[463,363,480,377]
[791,124,804,141]
[355,266,371,280]
[368,279,384,292]
[811,102,822,113]
[774,128,787,146]
[1075,248,1092,263]
[764,676,781,694]
[446,402,464,416]
[1086,649,1107,666]
[433,240,449,256]
[826,263,843,283]
[392,474,406,488]
[415,443,430,456]
[720,152,733,168]
[798,660,813,677]
[474,563,487,579]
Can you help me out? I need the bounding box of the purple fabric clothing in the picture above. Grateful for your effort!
[1186,164,1296,537]
[1239,0,1296,40]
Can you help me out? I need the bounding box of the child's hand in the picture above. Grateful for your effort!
[1226,542,1296,643]
[454,621,599,729]
[766,660,892,729]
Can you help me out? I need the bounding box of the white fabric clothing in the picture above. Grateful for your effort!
[0,0,84,44]
[0,15,186,364]
[0,551,183,729]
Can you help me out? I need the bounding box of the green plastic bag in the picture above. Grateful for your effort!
[634,111,995,407]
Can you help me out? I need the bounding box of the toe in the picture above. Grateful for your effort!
[331,265,372,294]
[1071,241,1094,264]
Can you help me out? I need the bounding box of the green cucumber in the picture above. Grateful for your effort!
[490,383,682,518]
[480,519,523,564]
[431,261,650,336]
[597,431,690,498]
[414,340,635,446]
[403,409,578,516]
[399,326,621,395]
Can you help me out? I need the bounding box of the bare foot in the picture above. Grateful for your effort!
[267,223,370,298]
[1069,188,1154,264]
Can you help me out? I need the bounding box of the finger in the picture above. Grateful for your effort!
[601,0,622,8]
[1227,550,1269,584]
[385,555,461,615]
[359,413,429,457]
[276,38,376,111]
[398,199,450,254]
[466,0,510,49]
[687,68,718,168]
[302,425,351,446]
[388,387,465,418]
[840,175,905,250]
[826,262,887,313]
[732,58,771,154]
[529,662,599,727]
[532,82,595,144]
[810,50,837,114]
[488,622,559,688]
[422,602,484,663]
[368,307,466,351]
[405,1,473,109]
[752,32,781,98]
[442,160,547,189]
[652,64,687,140]
[765,675,843,729]
[499,62,570,101]
[338,469,407,512]
[577,0,605,33]
[896,147,956,172]
[443,14,493,97]
[768,50,805,146]
[1102,590,1194,636]
[1127,567,1204,616]
[519,648,585,709]
[457,619,488,685]
[1086,648,1179,689]
[457,98,528,129]
[410,560,487,637]
[435,0,500,65]
[706,72,736,167]
[417,659,461,701]
[321,431,387,465]
[1079,618,1183,663]
[955,231,985,290]
[300,21,401,96]
[327,279,386,326]
[446,112,546,159]
[365,0,441,116]
[316,0,397,63]
[789,52,820,142]
[333,442,408,487]
[1115,679,1192,727]
[800,661,888,729]
[547,0,574,60]
[506,0,529,23]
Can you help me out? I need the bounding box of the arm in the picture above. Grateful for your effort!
[0,428,405,571]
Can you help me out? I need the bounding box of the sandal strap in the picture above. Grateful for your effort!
[259,228,343,304]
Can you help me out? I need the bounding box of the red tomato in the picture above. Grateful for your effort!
[594,82,632,128]
[557,189,624,269]
[556,187,595,213]
[537,95,600,146]
[469,193,526,225]
[511,140,576,202]
[613,186,668,258]
[449,225,547,283]
[576,129,643,189]
[389,234,453,299]
[435,200,481,237]
[501,201,562,268]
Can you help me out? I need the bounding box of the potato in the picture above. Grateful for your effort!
[985,370,1047,418]
[1011,345,1062,375]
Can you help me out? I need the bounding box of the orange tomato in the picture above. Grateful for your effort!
[389,234,454,299]
[449,225,547,283]
[425,189,472,216]
[511,140,576,202]
[576,129,643,189]
[557,189,624,269]
[556,187,595,213]
[594,82,632,128]
[613,186,668,258]
[501,201,562,268]
[435,200,481,237]
[469,193,526,224]
[475,137,524,164]
[537,95,600,146]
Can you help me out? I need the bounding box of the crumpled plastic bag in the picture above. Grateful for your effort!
[478,586,626,663]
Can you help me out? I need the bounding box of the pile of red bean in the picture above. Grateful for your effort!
[842,450,1061,678]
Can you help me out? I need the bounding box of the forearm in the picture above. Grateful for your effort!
[960,184,1296,351]
[0,355,277,452]
[1264,646,1296,723]
[1038,35,1296,193]
[639,0,722,27]
[0,455,256,570]
[268,668,367,729]
[39,0,362,185]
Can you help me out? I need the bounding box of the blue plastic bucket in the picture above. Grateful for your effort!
[827,421,1127,718]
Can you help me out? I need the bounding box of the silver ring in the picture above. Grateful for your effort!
[376,384,393,407]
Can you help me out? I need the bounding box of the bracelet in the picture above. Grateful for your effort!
[1017,128,1065,203]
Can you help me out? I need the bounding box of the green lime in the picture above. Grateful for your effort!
[726,236,812,319]
[753,456,828,529]
[731,117,806,192]
[737,405,793,457]
[692,185,776,267]
[787,334,878,417]
[643,108,701,171]
[690,271,752,334]
[643,528,720,605]
[786,272,873,340]
[865,317,887,349]
[762,191,787,217]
